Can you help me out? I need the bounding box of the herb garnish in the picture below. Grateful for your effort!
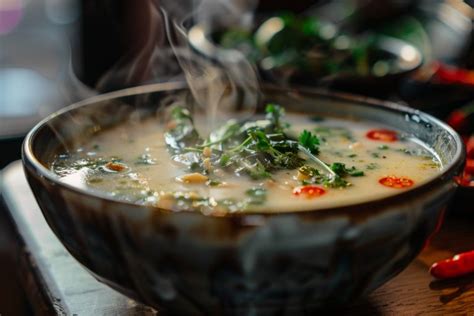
[164,104,364,188]
[297,162,362,188]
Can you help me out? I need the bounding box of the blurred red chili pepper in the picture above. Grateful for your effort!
[466,135,474,159]
[430,250,474,279]
[447,104,474,187]
[446,103,474,135]
[456,175,470,186]
[466,160,474,175]
[457,161,474,187]
[433,62,474,86]
[456,135,474,187]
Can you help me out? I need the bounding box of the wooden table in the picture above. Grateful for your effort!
[2,161,474,315]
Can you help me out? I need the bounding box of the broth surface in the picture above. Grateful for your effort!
[51,112,442,213]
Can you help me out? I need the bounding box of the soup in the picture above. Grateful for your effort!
[51,104,442,214]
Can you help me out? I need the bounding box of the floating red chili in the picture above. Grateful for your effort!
[430,250,474,279]
[293,185,326,198]
[379,176,414,189]
[366,129,398,142]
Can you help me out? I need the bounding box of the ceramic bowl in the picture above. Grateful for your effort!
[186,23,423,97]
[22,82,465,315]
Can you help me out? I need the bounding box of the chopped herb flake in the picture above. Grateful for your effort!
[207,180,222,186]
[330,162,365,177]
[135,154,156,165]
[366,162,379,170]
[245,187,267,205]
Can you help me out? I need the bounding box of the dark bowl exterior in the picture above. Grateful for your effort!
[22,83,465,315]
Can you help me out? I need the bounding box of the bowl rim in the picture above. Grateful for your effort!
[22,81,466,218]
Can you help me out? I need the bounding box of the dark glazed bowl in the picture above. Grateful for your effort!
[22,82,465,315]
[186,23,423,97]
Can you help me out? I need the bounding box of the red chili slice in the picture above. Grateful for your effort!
[104,162,127,172]
[430,250,474,279]
[293,185,326,198]
[379,176,414,189]
[366,129,398,142]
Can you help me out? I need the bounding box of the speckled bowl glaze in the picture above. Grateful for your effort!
[23,82,465,315]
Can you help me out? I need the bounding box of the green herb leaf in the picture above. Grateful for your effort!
[274,152,305,169]
[207,179,221,187]
[164,106,202,155]
[330,162,365,177]
[248,129,272,152]
[171,106,193,121]
[219,153,231,167]
[323,176,350,188]
[265,103,285,131]
[247,160,272,179]
[299,130,320,155]
[366,162,379,170]
[371,152,381,158]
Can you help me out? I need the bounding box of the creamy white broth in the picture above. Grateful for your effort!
[51,113,442,213]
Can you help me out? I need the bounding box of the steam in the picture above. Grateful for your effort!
[77,0,262,136]
[161,0,260,135]
[45,0,260,159]
[59,51,96,103]
[96,0,169,92]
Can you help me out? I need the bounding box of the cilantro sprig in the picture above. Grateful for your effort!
[299,129,320,154]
